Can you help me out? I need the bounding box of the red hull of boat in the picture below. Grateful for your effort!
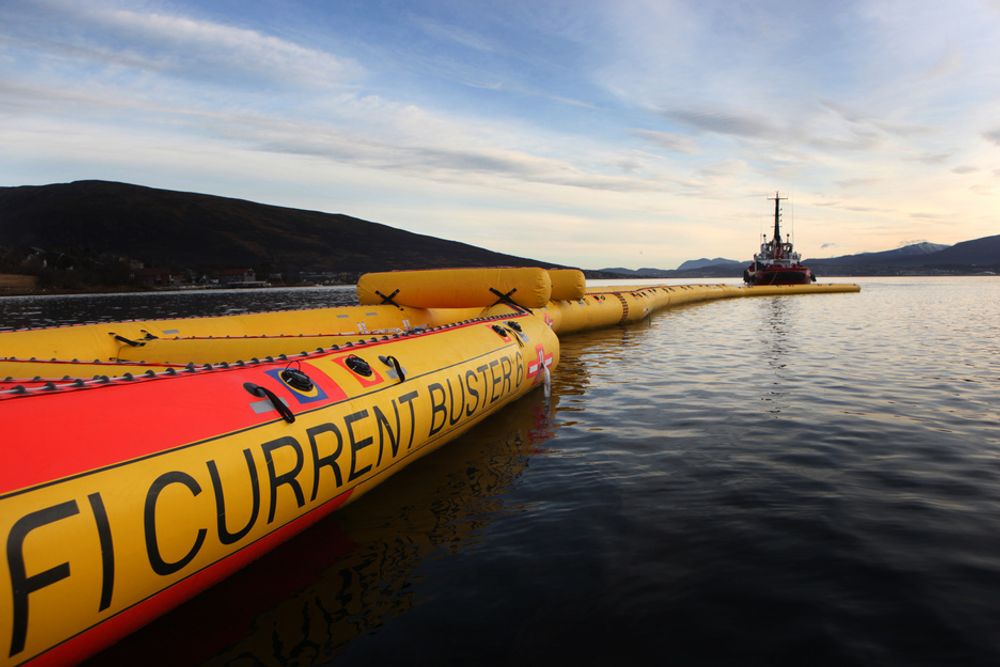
[744,266,814,285]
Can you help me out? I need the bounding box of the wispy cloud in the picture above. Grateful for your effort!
[634,129,699,154]
[661,108,780,139]
[410,15,497,53]
[836,178,881,189]
[907,151,954,165]
[220,112,673,194]
[0,0,363,90]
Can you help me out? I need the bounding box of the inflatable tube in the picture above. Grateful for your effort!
[0,305,485,366]
[546,269,586,301]
[109,313,497,366]
[0,311,558,666]
[0,359,182,391]
[538,283,860,335]
[112,334,421,366]
[358,268,552,309]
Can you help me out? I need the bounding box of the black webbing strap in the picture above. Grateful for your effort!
[244,382,296,423]
[382,355,406,383]
[489,287,524,311]
[109,332,144,347]
[375,289,401,307]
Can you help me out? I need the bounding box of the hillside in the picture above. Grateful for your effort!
[914,235,1000,267]
[601,260,749,279]
[806,237,999,274]
[804,242,949,269]
[601,238,998,279]
[676,257,742,271]
[0,180,570,289]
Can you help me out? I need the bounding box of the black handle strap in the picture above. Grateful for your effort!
[244,382,296,423]
[109,332,145,347]
[380,355,406,383]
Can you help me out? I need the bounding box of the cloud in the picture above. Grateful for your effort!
[410,15,496,53]
[908,151,953,165]
[951,165,979,174]
[836,178,881,189]
[0,0,363,90]
[806,130,881,151]
[634,129,699,154]
[843,206,885,213]
[820,242,838,249]
[921,49,963,81]
[984,129,1000,145]
[161,101,679,195]
[661,108,780,139]
[818,100,932,139]
[0,80,125,113]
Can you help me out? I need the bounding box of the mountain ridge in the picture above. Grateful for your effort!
[676,257,742,271]
[600,238,998,278]
[0,180,552,272]
[1,180,621,290]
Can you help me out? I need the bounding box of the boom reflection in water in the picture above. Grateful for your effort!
[92,390,558,665]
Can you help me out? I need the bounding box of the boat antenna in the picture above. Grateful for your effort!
[788,195,794,245]
[768,191,786,244]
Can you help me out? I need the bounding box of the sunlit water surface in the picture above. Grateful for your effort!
[5,278,1000,666]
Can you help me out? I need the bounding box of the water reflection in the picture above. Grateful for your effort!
[91,390,557,666]
[751,298,804,415]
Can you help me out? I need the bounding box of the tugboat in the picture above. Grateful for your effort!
[743,192,816,285]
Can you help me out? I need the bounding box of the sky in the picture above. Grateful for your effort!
[1,0,999,269]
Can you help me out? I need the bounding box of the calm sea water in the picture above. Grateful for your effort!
[6,278,1000,666]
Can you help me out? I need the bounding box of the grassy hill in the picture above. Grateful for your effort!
[0,180,564,289]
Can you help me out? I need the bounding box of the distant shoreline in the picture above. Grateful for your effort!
[3,272,996,299]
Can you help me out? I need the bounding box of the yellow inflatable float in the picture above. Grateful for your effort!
[0,308,557,666]
[358,267,553,309]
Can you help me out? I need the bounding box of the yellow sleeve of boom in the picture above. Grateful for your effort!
[546,269,586,301]
[358,268,552,309]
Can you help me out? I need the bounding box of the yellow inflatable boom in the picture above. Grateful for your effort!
[546,269,586,301]
[0,312,558,666]
[357,267,552,309]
